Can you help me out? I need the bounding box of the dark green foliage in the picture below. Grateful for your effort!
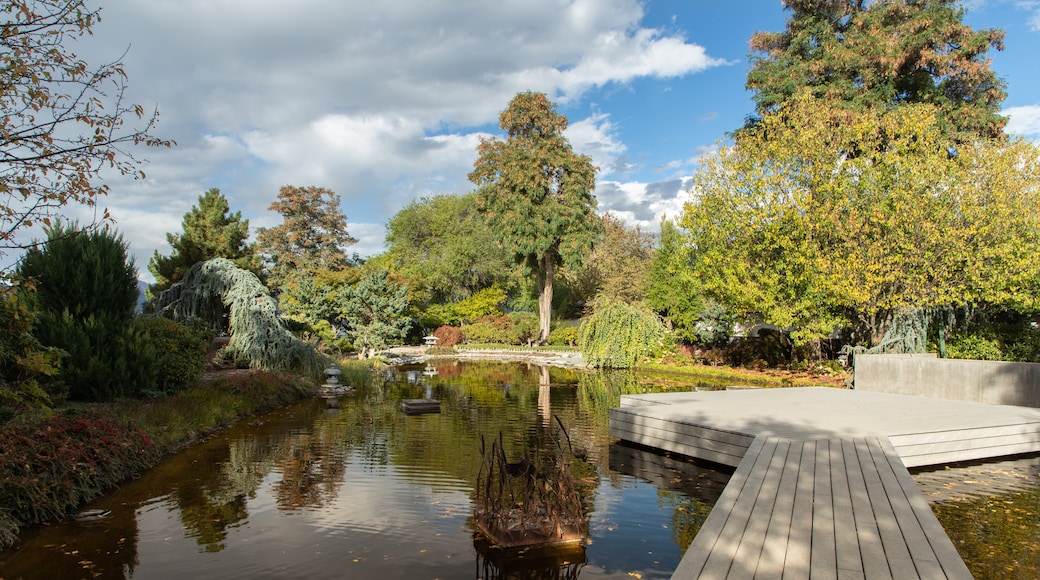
[385,193,518,303]
[0,283,61,411]
[942,309,1040,362]
[18,223,158,401]
[136,316,210,394]
[148,188,259,297]
[645,217,705,344]
[331,270,412,358]
[746,0,1007,140]
[578,298,666,369]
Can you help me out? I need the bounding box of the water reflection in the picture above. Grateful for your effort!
[6,363,1034,579]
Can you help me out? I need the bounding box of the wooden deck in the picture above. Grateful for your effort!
[671,435,972,579]
[608,387,1040,578]
[610,387,1040,468]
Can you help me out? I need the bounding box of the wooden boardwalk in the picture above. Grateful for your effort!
[671,435,972,579]
[608,387,1040,578]
[610,387,1040,468]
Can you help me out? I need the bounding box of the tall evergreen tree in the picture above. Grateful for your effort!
[746,0,1007,140]
[148,188,258,297]
[468,92,599,343]
[18,223,157,401]
[256,185,356,289]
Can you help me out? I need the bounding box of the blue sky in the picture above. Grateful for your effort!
[6,0,1037,279]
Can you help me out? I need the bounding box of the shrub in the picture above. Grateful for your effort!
[462,318,499,344]
[547,325,579,347]
[945,333,1004,361]
[432,325,463,347]
[18,223,157,401]
[507,312,538,345]
[578,298,666,368]
[0,415,160,539]
[453,286,507,322]
[136,316,210,394]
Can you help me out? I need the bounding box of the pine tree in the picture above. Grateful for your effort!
[148,188,258,297]
[18,223,157,401]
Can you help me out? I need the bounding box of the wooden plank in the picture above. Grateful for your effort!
[866,437,946,578]
[830,438,862,578]
[756,440,802,580]
[810,440,837,578]
[728,438,790,580]
[781,440,815,580]
[856,438,915,577]
[699,437,779,579]
[875,437,973,580]
[672,436,768,578]
[846,439,890,580]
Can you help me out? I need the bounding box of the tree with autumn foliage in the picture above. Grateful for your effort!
[255,186,356,289]
[468,92,599,344]
[683,95,1040,349]
[148,188,259,297]
[746,0,1007,141]
[0,0,171,253]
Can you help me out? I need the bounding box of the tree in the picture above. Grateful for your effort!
[0,0,171,254]
[645,217,707,344]
[578,296,666,369]
[255,186,356,289]
[746,0,1007,140]
[333,270,411,359]
[148,188,258,297]
[18,222,157,401]
[152,258,323,376]
[682,95,1040,349]
[468,92,599,344]
[384,193,518,303]
[567,213,654,304]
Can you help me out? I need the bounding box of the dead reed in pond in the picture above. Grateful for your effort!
[474,417,588,549]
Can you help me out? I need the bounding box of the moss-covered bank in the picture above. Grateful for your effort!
[0,370,315,546]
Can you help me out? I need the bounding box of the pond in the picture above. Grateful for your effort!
[0,362,731,579]
[1,361,1038,579]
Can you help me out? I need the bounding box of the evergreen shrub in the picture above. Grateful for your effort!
[18,224,158,401]
[136,316,210,394]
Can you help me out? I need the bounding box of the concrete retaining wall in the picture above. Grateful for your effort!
[854,353,1040,408]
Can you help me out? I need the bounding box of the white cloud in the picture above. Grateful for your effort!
[6,0,727,268]
[1005,104,1040,137]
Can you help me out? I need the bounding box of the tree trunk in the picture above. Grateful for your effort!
[537,253,554,345]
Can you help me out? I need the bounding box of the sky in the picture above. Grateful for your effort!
[6,0,1040,280]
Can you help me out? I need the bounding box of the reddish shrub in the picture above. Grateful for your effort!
[432,325,462,347]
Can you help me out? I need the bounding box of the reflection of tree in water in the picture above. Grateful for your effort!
[178,434,294,551]
[474,537,586,580]
[273,432,349,510]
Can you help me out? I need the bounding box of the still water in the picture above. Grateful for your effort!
[2,361,1038,579]
[0,362,731,579]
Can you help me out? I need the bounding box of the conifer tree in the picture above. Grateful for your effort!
[746,0,1007,140]
[469,92,599,344]
[148,188,258,297]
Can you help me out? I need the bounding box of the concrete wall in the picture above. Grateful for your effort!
[854,353,1040,408]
